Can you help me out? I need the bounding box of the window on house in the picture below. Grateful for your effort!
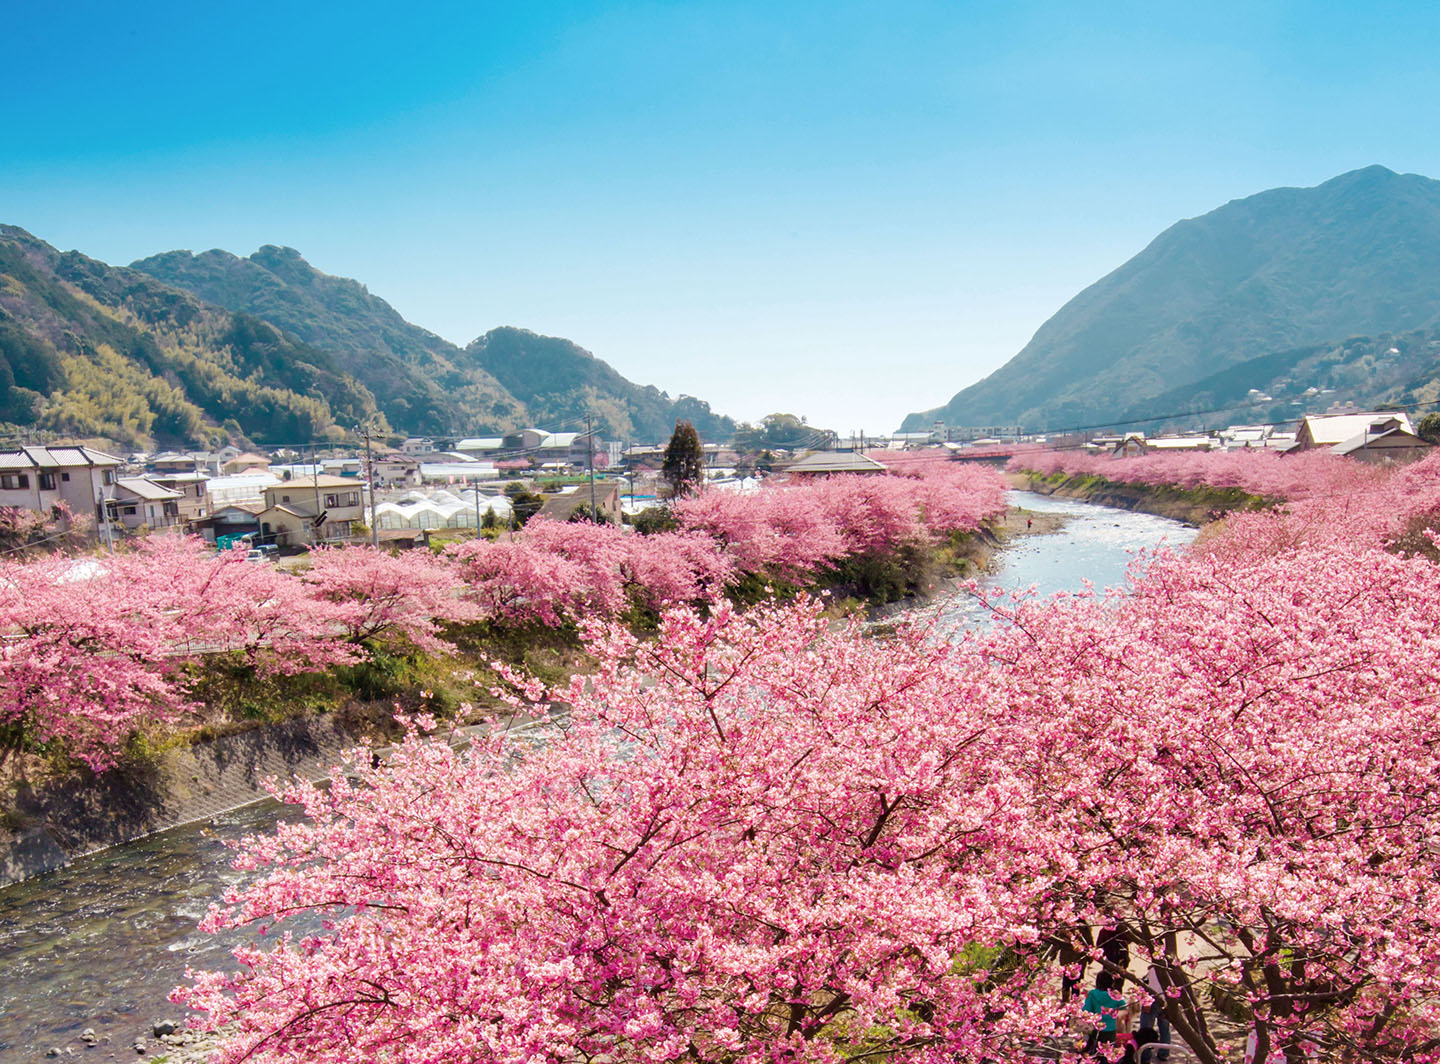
[38,473,56,491]
[102,470,115,485]
[61,472,70,482]
[123,506,137,516]
[324,493,338,507]
[0,474,29,490]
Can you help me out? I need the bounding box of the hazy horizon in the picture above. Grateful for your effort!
[5,1,1440,433]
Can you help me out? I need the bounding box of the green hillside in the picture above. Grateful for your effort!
[0,226,381,447]
[904,166,1440,433]
[466,326,735,442]
[132,246,522,434]
[134,248,735,442]
[1114,327,1440,432]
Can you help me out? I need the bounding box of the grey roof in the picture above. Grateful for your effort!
[786,451,889,475]
[115,477,183,501]
[0,445,122,470]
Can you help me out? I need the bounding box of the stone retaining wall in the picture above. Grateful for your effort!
[1,713,365,887]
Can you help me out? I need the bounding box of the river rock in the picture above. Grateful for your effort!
[151,1021,178,1038]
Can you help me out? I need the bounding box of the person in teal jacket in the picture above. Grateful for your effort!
[1082,971,1128,1054]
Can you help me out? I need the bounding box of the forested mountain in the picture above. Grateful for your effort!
[466,326,735,442]
[132,246,522,434]
[133,247,734,441]
[903,166,1440,433]
[1114,326,1440,433]
[0,226,380,447]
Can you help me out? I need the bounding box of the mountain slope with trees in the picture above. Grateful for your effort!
[0,225,381,447]
[134,248,735,441]
[131,246,522,434]
[904,166,1440,433]
[465,326,734,442]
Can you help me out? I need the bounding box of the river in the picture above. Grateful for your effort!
[0,492,1194,1061]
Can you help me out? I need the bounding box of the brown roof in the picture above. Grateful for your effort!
[264,475,358,490]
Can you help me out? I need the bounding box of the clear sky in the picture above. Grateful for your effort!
[4,0,1439,433]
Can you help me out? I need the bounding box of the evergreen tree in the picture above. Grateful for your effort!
[662,420,704,497]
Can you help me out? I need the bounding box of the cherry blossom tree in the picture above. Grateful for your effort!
[303,545,481,654]
[974,539,1440,1064]
[176,599,1067,1064]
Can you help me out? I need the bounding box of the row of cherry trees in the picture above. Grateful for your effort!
[178,518,1440,1063]
[0,462,1007,769]
[1015,447,1440,555]
[1010,446,1390,502]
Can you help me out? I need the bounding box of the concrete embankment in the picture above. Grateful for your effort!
[1007,471,1270,526]
[0,713,368,887]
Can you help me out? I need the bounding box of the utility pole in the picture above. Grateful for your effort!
[363,428,379,548]
[586,413,598,522]
[311,443,322,547]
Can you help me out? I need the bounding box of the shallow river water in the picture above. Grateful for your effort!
[0,491,1194,1061]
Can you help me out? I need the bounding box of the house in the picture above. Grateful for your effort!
[1110,433,1148,458]
[149,451,201,474]
[784,452,889,476]
[148,471,211,531]
[1330,423,1432,465]
[0,445,122,531]
[109,477,185,531]
[211,502,264,544]
[221,452,272,475]
[259,476,366,546]
[1295,412,1416,451]
[373,453,422,487]
[400,437,436,456]
[1132,435,1216,455]
[535,483,622,523]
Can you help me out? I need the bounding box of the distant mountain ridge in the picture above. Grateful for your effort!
[0,225,381,447]
[133,247,734,442]
[903,166,1440,433]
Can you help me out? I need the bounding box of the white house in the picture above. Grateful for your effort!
[0,445,122,532]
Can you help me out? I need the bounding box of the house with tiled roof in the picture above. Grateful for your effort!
[109,477,185,531]
[0,445,122,531]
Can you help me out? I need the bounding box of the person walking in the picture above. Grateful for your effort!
[1140,963,1171,1061]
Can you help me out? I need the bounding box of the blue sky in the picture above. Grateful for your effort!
[4,0,1439,433]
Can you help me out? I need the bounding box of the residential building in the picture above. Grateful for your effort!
[1295,412,1416,451]
[0,445,122,531]
[149,472,210,531]
[373,453,423,487]
[109,477,184,531]
[400,437,436,456]
[1330,421,1432,464]
[221,452,272,475]
[259,475,366,546]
